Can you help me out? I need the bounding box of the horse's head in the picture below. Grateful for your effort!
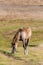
[11,41,16,54]
[11,40,18,54]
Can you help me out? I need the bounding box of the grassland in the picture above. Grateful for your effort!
[0,19,43,65]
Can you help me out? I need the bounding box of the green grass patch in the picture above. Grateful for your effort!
[0,64,5,65]
[0,19,43,65]
[0,19,43,47]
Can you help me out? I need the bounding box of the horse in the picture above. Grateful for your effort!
[11,27,32,55]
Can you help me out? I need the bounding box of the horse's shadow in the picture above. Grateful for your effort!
[0,49,26,62]
[0,49,12,57]
[0,45,38,62]
[29,44,38,47]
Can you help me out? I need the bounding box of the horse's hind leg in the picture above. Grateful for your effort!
[26,38,30,55]
[24,39,29,55]
[23,39,29,55]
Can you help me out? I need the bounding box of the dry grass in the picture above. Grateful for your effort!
[0,1,43,20]
[1,0,43,5]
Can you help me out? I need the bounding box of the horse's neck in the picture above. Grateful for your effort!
[13,30,20,43]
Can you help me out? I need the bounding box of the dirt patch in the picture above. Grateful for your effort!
[36,43,43,51]
[30,43,43,52]
[38,43,43,48]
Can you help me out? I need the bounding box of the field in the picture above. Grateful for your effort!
[0,19,43,65]
[0,1,43,20]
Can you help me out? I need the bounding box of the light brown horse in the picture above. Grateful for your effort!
[11,27,32,55]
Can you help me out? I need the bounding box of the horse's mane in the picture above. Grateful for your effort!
[13,29,20,42]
